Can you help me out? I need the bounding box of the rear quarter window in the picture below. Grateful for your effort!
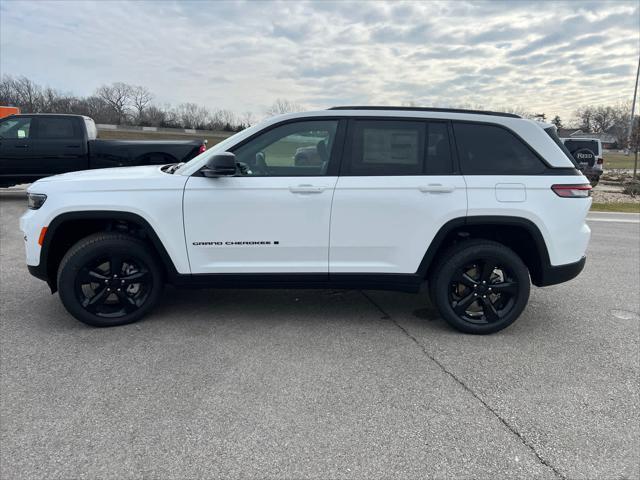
[453,122,546,175]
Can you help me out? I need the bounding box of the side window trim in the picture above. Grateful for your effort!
[447,120,461,174]
[425,120,454,176]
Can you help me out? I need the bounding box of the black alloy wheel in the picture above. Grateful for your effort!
[449,259,519,324]
[74,254,153,318]
[57,233,163,327]
[430,240,530,334]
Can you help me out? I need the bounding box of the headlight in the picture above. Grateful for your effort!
[27,193,47,210]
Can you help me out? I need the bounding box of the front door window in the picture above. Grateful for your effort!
[232,120,338,176]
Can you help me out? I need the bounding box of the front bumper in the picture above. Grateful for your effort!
[536,256,586,287]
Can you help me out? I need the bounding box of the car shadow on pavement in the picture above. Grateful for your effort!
[142,285,453,334]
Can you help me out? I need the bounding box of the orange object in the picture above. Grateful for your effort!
[0,106,20,119]
[38,227,48,246]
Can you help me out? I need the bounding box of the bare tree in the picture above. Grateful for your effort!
[132,85,154,124]
[209,108,238,130]
[176,102,210,129]
[0,76,44,112]
[142,105,166,127]
[95,82,134,124]
[575,106,595,132]
[591,106,617,133]
[499,106,533,119]
[551,115,563,129]
[241,111,255,127]
[575,103,631,147]
[0,76,20,107]
[266,98,304,116]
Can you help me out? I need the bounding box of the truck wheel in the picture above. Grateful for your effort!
[430,240,530,334]
[57,233,163,327]
[590,177,599,187]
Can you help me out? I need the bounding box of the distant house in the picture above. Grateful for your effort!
[557,129,618,149]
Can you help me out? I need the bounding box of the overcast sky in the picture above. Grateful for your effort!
[1,0,638,121]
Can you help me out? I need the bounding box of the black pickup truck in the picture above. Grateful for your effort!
[0,114,205,187]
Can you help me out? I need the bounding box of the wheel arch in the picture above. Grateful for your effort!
[37,210,179,292]
[417,216,551,287]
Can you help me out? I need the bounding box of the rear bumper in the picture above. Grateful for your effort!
[536,256,586,287]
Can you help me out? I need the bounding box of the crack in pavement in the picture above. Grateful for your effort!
[359,290,565,480]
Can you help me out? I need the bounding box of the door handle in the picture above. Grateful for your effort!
[419,184,455,193]
[289,184,325,194]
[65,145,80,148]
[15,144,29,148]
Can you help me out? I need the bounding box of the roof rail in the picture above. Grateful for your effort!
[327,106,521,118]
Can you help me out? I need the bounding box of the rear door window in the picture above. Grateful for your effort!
[345,120,453,176]
[453,122,545,175]
[349,120,425,175]
[35,117,77,139]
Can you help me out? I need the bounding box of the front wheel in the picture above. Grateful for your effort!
[57,233,163,327]
[430,240,530,334]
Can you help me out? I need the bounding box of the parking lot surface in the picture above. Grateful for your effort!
[1,190,639,479]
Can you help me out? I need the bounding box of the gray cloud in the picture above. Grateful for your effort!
[0,0,637,121]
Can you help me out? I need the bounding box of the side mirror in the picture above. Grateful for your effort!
[202,152,236,177]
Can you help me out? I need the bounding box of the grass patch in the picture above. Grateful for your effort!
[604,152,639,170]
[590,202,640,213]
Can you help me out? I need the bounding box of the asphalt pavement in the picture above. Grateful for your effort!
[1,191,638,479]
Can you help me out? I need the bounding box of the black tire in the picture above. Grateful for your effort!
[429,240,530,334]
[57,233,163,327]
[590,177,599,187]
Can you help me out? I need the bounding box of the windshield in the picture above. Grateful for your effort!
[544,126,578,167]
[173,121,268,175]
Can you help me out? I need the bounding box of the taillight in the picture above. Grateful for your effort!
[198,144,206,154]
[596,157,603,165]
[551,184,592,198]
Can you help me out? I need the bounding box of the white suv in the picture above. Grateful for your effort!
[20,107,592,334]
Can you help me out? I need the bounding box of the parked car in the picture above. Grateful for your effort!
[0,114,205,187]
[560,137,603,186]
[20,106,591,334]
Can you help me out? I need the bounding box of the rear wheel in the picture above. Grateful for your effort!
[57,233,163,327]
[430,240,530,334]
